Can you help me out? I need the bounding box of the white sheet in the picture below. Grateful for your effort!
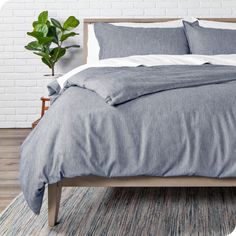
[57,54,236,89]
[199,20,236,29]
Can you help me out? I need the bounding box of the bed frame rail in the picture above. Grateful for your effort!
[48,176,236,226]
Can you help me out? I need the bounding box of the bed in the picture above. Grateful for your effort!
[20,18,236,227]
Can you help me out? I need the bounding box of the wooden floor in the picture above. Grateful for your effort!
[0,128,31,213]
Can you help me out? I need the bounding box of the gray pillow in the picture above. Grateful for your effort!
[183,21,236,55]
[94,23,189,59]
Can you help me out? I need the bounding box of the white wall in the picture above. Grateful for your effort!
[0,0,236,128]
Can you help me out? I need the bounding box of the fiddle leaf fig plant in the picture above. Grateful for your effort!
[25,11,80,76]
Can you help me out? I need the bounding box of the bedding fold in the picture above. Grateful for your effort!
[63,65,236,105]
[55,54,236,90]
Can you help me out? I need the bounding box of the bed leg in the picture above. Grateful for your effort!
[48,183,62,227]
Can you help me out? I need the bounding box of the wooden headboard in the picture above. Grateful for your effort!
[83,18,236,64]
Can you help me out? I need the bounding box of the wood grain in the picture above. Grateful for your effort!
[48,183,62,227]
[0,128,31,213]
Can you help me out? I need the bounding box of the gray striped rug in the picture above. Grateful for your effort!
[0,187,236,236]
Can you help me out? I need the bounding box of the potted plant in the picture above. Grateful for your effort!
[25,11,80,77]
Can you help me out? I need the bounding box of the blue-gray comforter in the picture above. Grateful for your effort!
[20,65,236,214]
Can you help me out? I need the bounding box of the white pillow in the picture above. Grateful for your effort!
[199,20,236,30]
[87,19,189,64]
[87,24,101,64]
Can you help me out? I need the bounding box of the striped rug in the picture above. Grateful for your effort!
[0,187,236,235]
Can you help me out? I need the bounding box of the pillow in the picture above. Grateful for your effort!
[94,23,189,60]
[183,21,236,55]
[87,20,188,64]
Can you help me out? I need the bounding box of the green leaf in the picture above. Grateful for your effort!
[50,47,66,62]
[34,52,53,67]
[25,41,43,51]
[27,31,44,40]
[28,33,53,45]
[34,51,49,58]
[34,23,48,37]
[38,37,53,45]
[42,57,52,68]
[65,45,80,49]
[48,26,58,44]
[38,11,48,24]
[63,16,79,31]
[33,21,38,28]
[51,18,63,30]
[27,31,52,44]
[60,32,78,42]
[46,20,51,28]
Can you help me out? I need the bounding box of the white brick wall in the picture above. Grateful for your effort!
[0,0,235,128]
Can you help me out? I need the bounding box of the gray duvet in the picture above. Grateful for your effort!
[20,65,236,214]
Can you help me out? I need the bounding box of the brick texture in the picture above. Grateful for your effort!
[0,0,234,127]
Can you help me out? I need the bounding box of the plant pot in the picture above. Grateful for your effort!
[42,74,62,97]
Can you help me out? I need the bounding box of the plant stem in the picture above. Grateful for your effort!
[52,41,62,76]
[52,64,55,76]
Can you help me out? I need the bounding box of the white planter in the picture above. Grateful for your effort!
[42,74,62,97]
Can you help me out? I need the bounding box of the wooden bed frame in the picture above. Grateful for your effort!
[48,18,236,227]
